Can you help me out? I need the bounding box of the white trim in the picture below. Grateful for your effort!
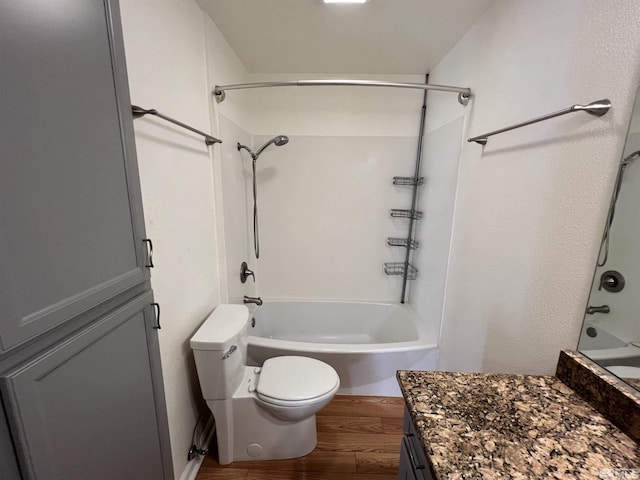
[178,417,215,480]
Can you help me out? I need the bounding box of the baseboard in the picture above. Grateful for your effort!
[178,416,215,480]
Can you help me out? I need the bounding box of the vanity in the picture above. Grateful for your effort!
[397,351,640,479]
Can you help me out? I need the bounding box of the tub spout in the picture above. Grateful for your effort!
[243,296,263,306]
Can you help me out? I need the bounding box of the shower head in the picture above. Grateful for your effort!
[622,149,640,166]
[254,135,289,158]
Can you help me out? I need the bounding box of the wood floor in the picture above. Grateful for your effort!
[195,395,405,480]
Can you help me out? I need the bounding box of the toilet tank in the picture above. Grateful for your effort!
[190,304,249,400]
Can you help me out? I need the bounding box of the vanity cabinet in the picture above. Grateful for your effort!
[398,410,434,480]
[0,0,172,478]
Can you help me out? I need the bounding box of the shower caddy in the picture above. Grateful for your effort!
[384,78,429,303]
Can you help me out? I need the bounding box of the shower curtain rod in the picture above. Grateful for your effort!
[213,80,471,105]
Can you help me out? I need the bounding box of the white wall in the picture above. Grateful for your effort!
[214,115,256,302]
[240,74,428,301]
[408,116,466,342]
[426,0,640,375]
[255,133,416,301]
[245,73,425,137]
[204,16,257,304]
[119,2,232,478]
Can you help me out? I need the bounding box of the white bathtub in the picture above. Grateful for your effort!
[247,300,437,396]
[579,321,640,368]
[579,320,628,350]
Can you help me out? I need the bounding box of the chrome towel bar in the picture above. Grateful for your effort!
[467,99,611,145]
[131,105,222,145]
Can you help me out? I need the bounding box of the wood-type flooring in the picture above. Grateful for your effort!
[195,395,405,480]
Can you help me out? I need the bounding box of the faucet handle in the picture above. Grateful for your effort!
[240,262,255,283]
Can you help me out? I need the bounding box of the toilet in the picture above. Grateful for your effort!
[190,304,340,464]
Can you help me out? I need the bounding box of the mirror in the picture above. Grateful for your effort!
[578,85,640,390]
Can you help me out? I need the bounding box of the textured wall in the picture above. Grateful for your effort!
[120,2,225,478]
[426,0,640,375]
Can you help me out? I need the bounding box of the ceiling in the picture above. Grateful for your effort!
[197,0,495,75]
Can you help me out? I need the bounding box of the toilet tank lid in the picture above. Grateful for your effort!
[190,304,249,350]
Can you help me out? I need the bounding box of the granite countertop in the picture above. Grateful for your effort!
[397,370,640,479]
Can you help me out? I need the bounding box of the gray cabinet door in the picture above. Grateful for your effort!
[0,0,149,352]
[0,395,22,480]
[2,292,171,480]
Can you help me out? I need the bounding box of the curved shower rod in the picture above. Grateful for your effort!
[213,79,472,105]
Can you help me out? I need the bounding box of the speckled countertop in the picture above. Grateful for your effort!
[397,370,640,479]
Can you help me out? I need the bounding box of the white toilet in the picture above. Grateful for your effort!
[190,304,340,464]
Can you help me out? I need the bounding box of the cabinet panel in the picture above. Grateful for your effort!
[0,0,148,352]
[398,438,418,480]
[399,411,433,480]
[0,395,22,480]
[3,293,169,480]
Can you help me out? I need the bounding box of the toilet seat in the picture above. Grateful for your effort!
[256,356,339,407]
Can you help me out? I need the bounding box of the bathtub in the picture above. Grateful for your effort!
[579,320,640,368]
[579,320,627,350]
[246,300,437,396]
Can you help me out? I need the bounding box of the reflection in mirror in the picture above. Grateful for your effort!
[578,85,640,390]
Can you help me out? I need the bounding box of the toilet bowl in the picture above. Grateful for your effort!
[254,356,339,421]
[190,304,340,464]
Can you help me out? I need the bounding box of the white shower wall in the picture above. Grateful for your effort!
[215,115,256,303]
[204,15,259,305]
[239,74,454,302]
[255,134,415,301]
[408,116,465,342]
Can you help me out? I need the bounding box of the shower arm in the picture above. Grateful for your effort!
[213,80,472,106]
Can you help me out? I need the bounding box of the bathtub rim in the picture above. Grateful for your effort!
[247,299,437,355]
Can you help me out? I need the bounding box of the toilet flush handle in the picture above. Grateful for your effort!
[222,345,237,360]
